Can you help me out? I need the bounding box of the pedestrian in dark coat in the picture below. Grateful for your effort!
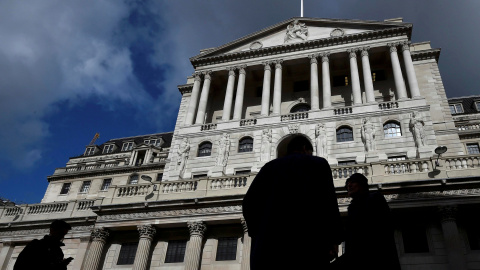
[334,173,400,270]
[243,136,342,269]
[14,220,73,270]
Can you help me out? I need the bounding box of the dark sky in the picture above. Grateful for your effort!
[0,0,479,203]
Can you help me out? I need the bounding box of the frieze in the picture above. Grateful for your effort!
[69,153,130,164]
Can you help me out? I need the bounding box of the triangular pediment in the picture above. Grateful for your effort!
[193,17,411,61]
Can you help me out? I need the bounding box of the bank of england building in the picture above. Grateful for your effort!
[1,17,480,270]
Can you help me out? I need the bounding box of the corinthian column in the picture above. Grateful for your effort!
[185,73,202,125]
[347,49,362,105]
[83,228,110,270]
[233,65,247,120]
[401,42,421,98]
[360,47,375,103]
[272,60,283,115]
[260,62,272,116]
[222,67,236,121]
[438,206,467,270]
[133,225,156,270]
[320,52,332,109]
[309,54,320,110]
[388,43,408,100]
[195,71,212,124]
[185,221,207,270]
[241,218,251,270]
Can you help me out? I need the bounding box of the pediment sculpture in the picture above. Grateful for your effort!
[284,19,308,43]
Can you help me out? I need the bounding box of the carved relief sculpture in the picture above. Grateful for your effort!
[360,118,376,152]
[215,133,230,167]
[284,19,308,43]
[409,112,426,148]
[288,124,300,134]
[177,138,190,175]
[315,123,328,158]
[260,129,272,162]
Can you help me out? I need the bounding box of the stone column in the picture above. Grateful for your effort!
[360,47,376,103]
[185,221,207,270]
[388,43,408,100]
[320,52,332,109]
[222,67,236,121]
[347,49,362,105]
[185,73,202,125]
[83,228,110,270]
[438,206,467,270]
[233,65,247,120]
[241,218,251,270]
[401,42,421,98]
[133,225,157,270]
[195,71,212,125]
[0,242,13,270]
[260,62,272,116]
[272,60,283,115]
[309,54,320,110]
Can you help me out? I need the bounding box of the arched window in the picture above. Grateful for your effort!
[129,174,139,185]
[238,137,253,152]
[290,104,310,113]
[384,121,402,137]
[198,142,212,157]
[336,126,354,142]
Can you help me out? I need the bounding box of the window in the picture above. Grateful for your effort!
[238,137,253,153]
[129,175,139,185]
[387,156,407,161]
[372,70,386,82]
[198,142,212,157]
[475,102,480,112]
[121,142,134,151]
[450,104,464,114]
[293,80,309,92]
[165,240,187,263]
[193,174,208,179]
[338,160,356,166]
[60,183,71,195]
[336,126,354,142]
[84,147,95,156]
[79,181,91,193]
[236,170,251,175]
[384,122,402,137]
[144,139,162,147]
[216,237,238,261]
[103,144,114,154]
[290,104,310,113]
[332,75,349,87]
[402,225,429,253]
[466,143,480,154]
[117,242,138,265]
[101,179,112,191]
[156,173,163,182]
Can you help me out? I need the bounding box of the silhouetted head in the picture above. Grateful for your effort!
[287,136,313,156]
[345,173,369,198]
[49,220,71,241]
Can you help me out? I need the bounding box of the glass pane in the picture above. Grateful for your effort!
[165,240,187,263]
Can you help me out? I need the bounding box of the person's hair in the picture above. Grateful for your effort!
[287,136,313,155]
[50,220,72,231]
[345,173,369,189]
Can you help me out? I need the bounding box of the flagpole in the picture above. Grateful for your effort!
[301,0,304,17]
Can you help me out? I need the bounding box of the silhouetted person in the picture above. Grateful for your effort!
[14,220,73,270]
[334,173,400,270]
[243,136,341,269]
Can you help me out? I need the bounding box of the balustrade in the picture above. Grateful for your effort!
[66,167,80,172]
[331,165,368,180]
[162,180,198,193]
[4,207,23,216]
[27,202,68,214]
[85,164,101,170]
[379,102,399,110]
[210,177,247,190]
[117,184,151,197]
[445,156,480,170]
[281,112,308,121]
[457,124,480,131]
[334,107,352,115]
[201,123,217,131]
[384,160,429,175]
[240,119,257,126]
[105,162,119,168]
[77,200,95,210]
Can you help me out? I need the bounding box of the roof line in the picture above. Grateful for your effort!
[108,131,173,142]
[448,95,480,100]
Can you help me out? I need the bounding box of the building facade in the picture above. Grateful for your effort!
[1,17,480,270]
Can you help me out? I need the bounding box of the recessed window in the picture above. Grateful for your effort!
[193,174,208,179]
[466,143,480,154]
[236,170,251,175]
[336,126,354,142]
[84,147,95,156]
[238,137,253,153]
[198,142,212,157]
[450,104,464,114]
[79,181,91,193]
[338,160,356,166]
[60,183,71,195]
[387,156,407,161]
[290,104,310,113]
[129,175,139,185]
[165,240,187,263]
[384,121,402,137]
[402,225,429,253]
[216,237,238,261]
[156,173,163,182]
[101,179,112,191]
[293,80,309,92]
[117,242,138,265]
[475,102,480,112]
[121,142,134,151]
[103,144,114,154]
[144,139,162,147]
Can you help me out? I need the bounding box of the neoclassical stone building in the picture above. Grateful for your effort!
[1,17,480,270]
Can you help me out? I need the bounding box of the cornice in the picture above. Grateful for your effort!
[191,26,411,68]
[178,84,194,95]
[411,48,441,62]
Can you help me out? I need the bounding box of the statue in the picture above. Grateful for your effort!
[260,129,272,162]
[216,133,230,167]
[409,112,426,148]
[284,19,308,43]
[361,118,376,152]
[177,138,190,175]
[315,124,328,158]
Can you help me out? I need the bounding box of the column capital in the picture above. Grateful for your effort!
[387,43,399,52]
[308,54,318,64]
[193,72,202,82]
[320,52,330,62]
[237,65,247,75]
[401,41,412,52]
[137,224,156,239]
[91,227,110,242]
[241,218,248,233]
[202,70,212,80]
[347,49,358,58]
[187,221,207,236]
[226,67,236,76]
[360,46,370,57]
[438,205,458,222]
[262,61,272,71]
[274,59,283,69]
